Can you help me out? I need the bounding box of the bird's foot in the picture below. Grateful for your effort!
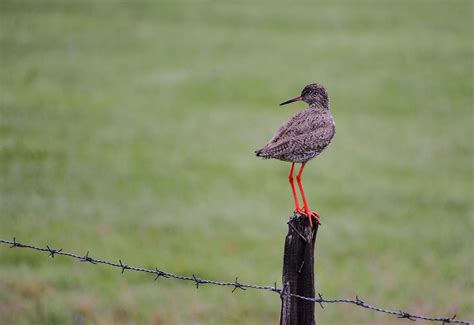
[293,207,320,227]
[303,209,321,227]
[308,210,321,226]
[294,207,305,215]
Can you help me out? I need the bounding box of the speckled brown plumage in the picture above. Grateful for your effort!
[255,83,335,163]
[255,83,335,226]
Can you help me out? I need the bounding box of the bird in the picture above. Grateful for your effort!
[255,83,335,226]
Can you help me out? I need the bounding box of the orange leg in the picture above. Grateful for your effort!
[296,163,321,226]
[289,163,304,214]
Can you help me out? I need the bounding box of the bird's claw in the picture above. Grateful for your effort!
[301,209,321,227]
[308,210,321,226]
[294,208,320,226]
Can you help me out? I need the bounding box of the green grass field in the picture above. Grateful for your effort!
[1,1,472,324]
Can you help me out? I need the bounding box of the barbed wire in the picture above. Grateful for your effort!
[0,238,471,324]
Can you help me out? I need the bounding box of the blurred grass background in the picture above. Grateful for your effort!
[0,0,472,324]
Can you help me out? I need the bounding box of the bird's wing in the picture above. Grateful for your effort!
[268,111,307,143]
[257,138,310,159]
[300,123,335,152]
[263,123,335,158]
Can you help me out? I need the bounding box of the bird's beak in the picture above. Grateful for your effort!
[279,96,302,106]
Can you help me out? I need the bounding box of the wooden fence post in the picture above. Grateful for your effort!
[280,213,319,325]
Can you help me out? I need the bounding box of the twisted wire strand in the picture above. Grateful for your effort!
[0,238,471,324]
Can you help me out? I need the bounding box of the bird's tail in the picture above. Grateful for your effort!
[255,147,268,158]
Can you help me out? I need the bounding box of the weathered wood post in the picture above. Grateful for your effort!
[280,213,319,325]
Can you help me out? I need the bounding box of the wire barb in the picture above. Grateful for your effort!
[271,282,281,294]
[192,274,204,288]
[317,293,325,309]
[398,310,416,321]
[443,315,458,324]
[9,237,24,248]
[119,260,129,274]
[154,268,167,281]
[80,251,97,264]
[232,277,246,293]
[0,238,471,325]
[46,245,62,258]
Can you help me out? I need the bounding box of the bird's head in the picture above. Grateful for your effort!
[280,83,328,107]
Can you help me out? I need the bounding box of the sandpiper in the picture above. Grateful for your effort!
[255,83,336,226]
